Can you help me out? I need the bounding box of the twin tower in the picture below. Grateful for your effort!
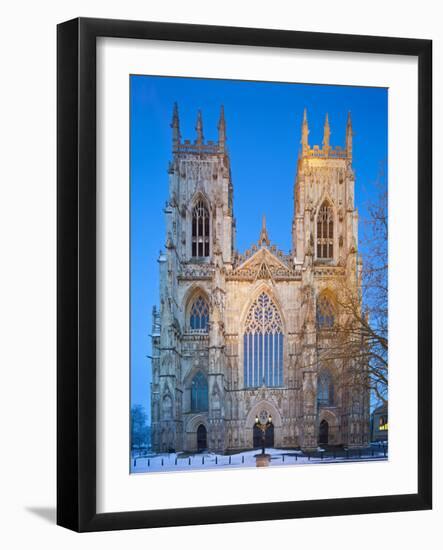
[150,102,368,454]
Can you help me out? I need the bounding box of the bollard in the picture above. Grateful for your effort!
[295,454,297,461]
[175,457,177,465]
[242,455,244,464]
[148,458,150,467]
[188,457,191,465]
[308,453,310,461]
[321,451,324,460]
[133,458,136,467]
[333,450,336,459]
[215,456,218,465]
[202,456,204,465]
[282,455,285,462]
[161,458,164,466]
[229,456,231,465]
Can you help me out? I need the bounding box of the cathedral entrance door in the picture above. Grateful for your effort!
[318,419,329,445]
[197,424,207,451]
[252,423,274,449]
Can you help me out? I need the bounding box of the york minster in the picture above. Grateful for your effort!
[149,105,370,454]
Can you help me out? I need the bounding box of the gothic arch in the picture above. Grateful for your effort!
[185,414,209,434]
[183,367,209,414]
[183,286,211,332]
[238,282,287,334]
[189,192,211,259]
[316,289,337,329]
[189,190,211,212]
[245,399,283,429]
[245,399,283,448]
[319,409,339,425]
[318,409,340,445]
[241,290,285,388]
[315,192,336,214]
[183,284,210,311]
[315,196,336,261]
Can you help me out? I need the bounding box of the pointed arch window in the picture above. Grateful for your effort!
[243,292,284,388]
[191,372,208,412]
[317,370,334,406]
[316,294,335,329]
[317,202,334,259]
[192,200,210,258]
[189,295,209,332]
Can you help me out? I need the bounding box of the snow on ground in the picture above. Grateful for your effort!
[131,447,388,474]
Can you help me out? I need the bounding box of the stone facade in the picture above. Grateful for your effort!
[150,105,370,453]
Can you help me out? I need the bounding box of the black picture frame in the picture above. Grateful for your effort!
[57,17,432,532]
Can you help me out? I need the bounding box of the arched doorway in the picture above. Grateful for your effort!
[197,424,207,451]
[252,423,274,449]
[318,419,329,445]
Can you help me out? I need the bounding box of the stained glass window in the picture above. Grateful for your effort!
[192,200,210,257]
[243,293,283,387]
[317,201,334,259]
[191,372,208,412]
[189,295,209,332]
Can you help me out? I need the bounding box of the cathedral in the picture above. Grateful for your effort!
[150,104,370,453]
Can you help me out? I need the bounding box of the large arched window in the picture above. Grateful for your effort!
[192,200,210,258]
[317,371,334,406]
[316,294,335,329]
[317,201,334,259]
[243,292,284,388]
[189,295,209,332]
[191,372,208,412]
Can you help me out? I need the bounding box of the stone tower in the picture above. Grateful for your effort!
[150,105,235,452]
[292,109,368,449]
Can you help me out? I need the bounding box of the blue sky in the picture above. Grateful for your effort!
[130,75,388,422]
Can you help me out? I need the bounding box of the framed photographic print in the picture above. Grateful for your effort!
[57,17,432,531]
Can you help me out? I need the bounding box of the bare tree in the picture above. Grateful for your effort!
[321,173,388,404]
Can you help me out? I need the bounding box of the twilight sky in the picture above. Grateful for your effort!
[130,75,388,422]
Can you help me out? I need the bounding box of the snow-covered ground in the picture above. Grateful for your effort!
[131,446,388,474]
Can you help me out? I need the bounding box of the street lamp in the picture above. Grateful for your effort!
[255,413,272,455]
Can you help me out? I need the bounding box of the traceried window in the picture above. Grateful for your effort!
[191,371,208,412]
[189,295,209,332]
[317,201,334,259]
[317,370,334,406]
[192,200,210,258]
[316,294,335,329]
[243,293,284,388]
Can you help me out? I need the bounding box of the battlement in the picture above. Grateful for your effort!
[171,103,227,156]
[174,139,222,156]
[300,109,353,161]
[304,145,348,159]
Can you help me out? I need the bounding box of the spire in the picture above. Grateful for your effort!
[301,108,309,155]
[195,110,204,145]
[323,113,331,151]
[218,105,226,151]
[259,214,270,247]
[170,102,181,149]
[346,111,353,158]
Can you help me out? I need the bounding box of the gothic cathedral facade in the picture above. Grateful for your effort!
[150,105,370,453]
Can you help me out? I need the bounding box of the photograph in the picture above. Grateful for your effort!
[129,75,388,473]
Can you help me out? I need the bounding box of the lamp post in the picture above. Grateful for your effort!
[255,413,272,455]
